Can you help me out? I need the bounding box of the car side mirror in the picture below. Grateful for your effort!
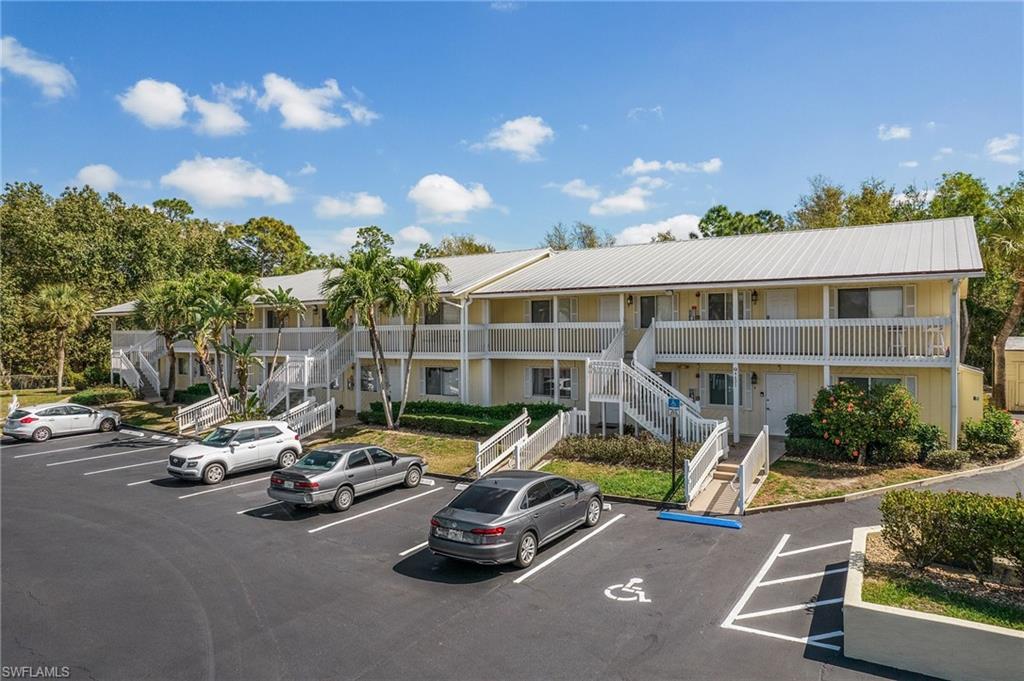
[575,484,584,494]
[229,440,240,449]
[391,455,399,464]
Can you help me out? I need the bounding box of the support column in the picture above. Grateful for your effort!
[553,294,560,404]
[482,359,492,407]
[822,285,831,387]
[732,288,740,444]
[950,277,961,449]
[482,299,491,406]
[355,358,362,414]
[460,300,469,403]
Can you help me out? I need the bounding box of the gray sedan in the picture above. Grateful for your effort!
[4,403,121,442]
[428,471,602,569]
[267,444,427,511]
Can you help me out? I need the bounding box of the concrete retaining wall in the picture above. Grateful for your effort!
[844,526,1024,681]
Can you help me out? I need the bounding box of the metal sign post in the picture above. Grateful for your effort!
[667,397,681,496]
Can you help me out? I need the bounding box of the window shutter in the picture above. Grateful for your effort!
[742,372,753,411]
[904,375,918,399]
[524,367,533,399]
[571,297,579,322]
[829,289,837,319]
[699,293,708,321]
[633,299,640,329]
[741,292,752,320]
[903,285,917,317]
[524,301,531,323]
[419,367,426,396]
[570,366,579,401]
[699,372,708,403]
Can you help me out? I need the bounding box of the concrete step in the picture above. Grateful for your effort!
[717,463,740,473]
[712,470,736,481]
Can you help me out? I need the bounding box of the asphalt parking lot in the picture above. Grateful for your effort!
[6,427,1019,680]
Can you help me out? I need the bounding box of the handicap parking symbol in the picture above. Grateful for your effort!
[604,577,651,603]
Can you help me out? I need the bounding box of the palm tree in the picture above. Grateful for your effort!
[133,280,191,403]
[28,283,93,394]
[180,284,235,414]
[256,285,306,380]
[218,273,260,387]
[394,258,450,425]
[219,335,264,402]
[321,228,401,428]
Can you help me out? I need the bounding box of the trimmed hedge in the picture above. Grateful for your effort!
[359,410,505,436]
[912,423,946,458]
[367,400,567,423]
[924,448,969,470]
[880,489,1024,582]
[785,412,816,439]
[69,385,135,406]
[175,382,215,405]
[549,434,698,471]
[962,406,1020,460]
[873,437,921,465]
[783,436,848,461]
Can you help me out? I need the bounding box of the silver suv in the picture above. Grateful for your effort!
[167,420,302,485]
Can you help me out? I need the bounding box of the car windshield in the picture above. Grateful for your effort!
[8,410,29,419]
[201,427,237,447]
[448,485,516,515]
[294,450,342,470]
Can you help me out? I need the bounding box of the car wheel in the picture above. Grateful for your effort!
[331,486,354,512]
[99,418,116,432]
[514,531,538,569]
[202,463,225,485]
[403,465,422,488]
[584,496,602,527]
[278,449,297,468]
[32,427,52,442]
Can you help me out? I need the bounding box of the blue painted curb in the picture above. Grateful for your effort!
[657,510,742,529]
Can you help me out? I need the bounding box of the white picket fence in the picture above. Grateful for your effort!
[736,425,770,514]
[285,398,337,439]
[518,408,589,470]
[174,394,242,434]
[475,408,531,476]
[684,419,730,502]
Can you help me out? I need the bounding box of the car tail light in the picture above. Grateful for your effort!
[19,416,37,424]
[294,480,319,490]
[294,433,300,440]
[470,526,506,536]
[430,517,441,527]
[271,476,284,485]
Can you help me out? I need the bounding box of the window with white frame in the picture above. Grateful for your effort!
[837,287,905,319]
[424,367,460,397]
[177,357,188,375]
[704,292,751,321]
[705,372,751,408]
[423,301,460,325]
[557,298,578,322]
[266,309,281,328]
[637,295,673,328]
[529,300,553,323]
[528,367,573,399]
[836,375,917,398]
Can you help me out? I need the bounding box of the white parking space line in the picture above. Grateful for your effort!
[14,437,144,459]
[733,597,845,620]
[308,487,444,534]
[777,540,852,557]
[83,459,167,476]
[758,567,849,587]
[512,512,626,585]
[178,476,269,499]
[126,478,164,487]
[722,534,791,628]
[399,541,428,556]
[45,445,171,467]
[236,501,283,515]
[724,623,843,653]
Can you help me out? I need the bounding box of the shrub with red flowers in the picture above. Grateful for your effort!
[810,382,873,461]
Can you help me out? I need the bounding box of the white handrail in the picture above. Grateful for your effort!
[599,328,625,362]
[111,349,141,391]
[175,393,241,434]
[136,349,160,392]
[684,419,729,502]
[736,425,770,514]
[634,321,656,368]
[287,398,336,439]
[281,397,316,422]
[475,408,530,476]
[519,413,564,470]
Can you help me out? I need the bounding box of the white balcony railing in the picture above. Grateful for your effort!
[488,322,620,357]
[111,330,158,350]
[654,316,951,364]
[235,327,337,353]
[355,325,485,356]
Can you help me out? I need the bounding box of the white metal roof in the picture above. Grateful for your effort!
[95,248,549,316]
[1007,337,1024,351]
[474,217,984,295]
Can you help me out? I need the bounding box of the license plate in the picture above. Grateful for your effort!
[283,481,294,489]
[444,528,464,542]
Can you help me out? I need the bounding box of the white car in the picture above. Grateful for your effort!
[4,403,121,442]
[167,420,303,485]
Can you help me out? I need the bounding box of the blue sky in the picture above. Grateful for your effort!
[2,2,1021,254]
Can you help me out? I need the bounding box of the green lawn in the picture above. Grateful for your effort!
[0,388,67,414]
[318,426,479,476]
[751,458,944,507]
[862,574,1024,631]
[112,401,178,431]
[544,459,685,502]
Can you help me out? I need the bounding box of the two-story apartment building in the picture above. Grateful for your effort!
[99,217,986,446]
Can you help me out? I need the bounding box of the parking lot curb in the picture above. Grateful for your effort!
[744,455,1024,515]
[121,424,195,441]
[422,474,686,510]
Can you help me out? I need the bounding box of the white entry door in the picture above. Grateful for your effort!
[765,372,796,436]
[765,289,797,319]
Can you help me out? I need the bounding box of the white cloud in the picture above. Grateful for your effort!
[472,115,554,161]
[160,156,293,207]
[550,178,600,200]
[926,121,938,131]
[985,133,1021,164]
[490,1,521,10]
[617,213,701,244]
[407,174,493,223]
[342,100,380,126]
[877,124,912,141]
[589,186,652,216]
[397,225,432,243]
[0,36,76,99]
[932,147,954,161]
[621,156,722,176]
[256,73,378,131]
[633,176,669,189]
[190,95,248,136]
[297,162,317,176]
[117,79,188,128]
[898,160,919,168]
[334,227,362,247]
[212,82,257,103]
[75,164,121,192]
[314,192,387,219]
[627,106,663,120]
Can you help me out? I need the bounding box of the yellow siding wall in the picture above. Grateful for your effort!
[489,359,586,409]
[1004,350,1024,412]
[959,366,984,425]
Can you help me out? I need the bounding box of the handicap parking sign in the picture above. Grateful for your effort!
[667,397,681,409]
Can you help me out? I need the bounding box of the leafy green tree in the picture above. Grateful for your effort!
[321,227,401,428]
[394,258,451,424]
[650,230,677,242]
[414,234,495,258]
[256,286,306,381]
[152,198,194,222]
[133,280,192,403]
[698,205,786,237]
[28,284,94,394]
[844,178,896,226]
[219,335,264,403]
[226,216,314,276]
[987,172,1024,408]
[790,175,846,228]
[540,221,614,249]
[890,185,932,222]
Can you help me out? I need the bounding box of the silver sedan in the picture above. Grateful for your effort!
[3,403,121,442]
[428,471,603,569]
